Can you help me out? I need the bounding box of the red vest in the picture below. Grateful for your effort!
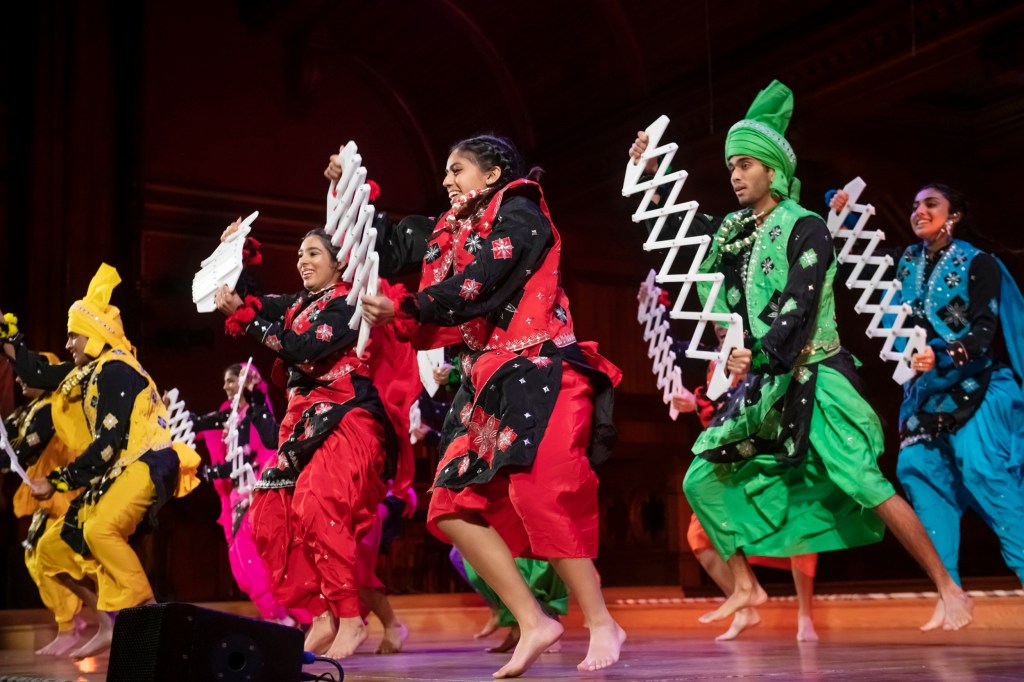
[417,180,576,353]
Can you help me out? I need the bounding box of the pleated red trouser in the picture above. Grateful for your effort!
[428,363,600,559]
[250,408,387,618]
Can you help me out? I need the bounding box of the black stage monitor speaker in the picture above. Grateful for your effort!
[107,602,304,682]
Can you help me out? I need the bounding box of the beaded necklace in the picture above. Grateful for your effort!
[445,187,491,227]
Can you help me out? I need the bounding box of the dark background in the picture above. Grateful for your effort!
[2,0,1023,607]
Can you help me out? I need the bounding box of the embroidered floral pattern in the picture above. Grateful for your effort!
[497,426,517,451]
[459,279,482,301]
[799,249,818,269]
[315,324,333,342]
[464,234,483,254]
[491,237,514,259]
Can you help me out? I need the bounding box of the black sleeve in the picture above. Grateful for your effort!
[247,294,359,364]
[245,388,279,450]
[12,402,56,468]
[403,196,554,326]
[48,361,147,491]
[375,213,436,278]
[759,217,834,374]
[256,293,300,324]
[192,409,228,433]
[945,253,1001,366]
[7,335,74,390]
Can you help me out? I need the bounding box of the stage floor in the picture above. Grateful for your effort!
[2,588,1022,681]
[1,628,1023,681]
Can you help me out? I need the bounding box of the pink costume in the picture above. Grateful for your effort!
[195,384,308,623]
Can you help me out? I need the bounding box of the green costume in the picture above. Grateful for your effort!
[464,558,568,627]
[682,80,895,560]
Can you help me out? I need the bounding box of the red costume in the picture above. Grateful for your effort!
[237,280,417,619]
[389,179,620,559]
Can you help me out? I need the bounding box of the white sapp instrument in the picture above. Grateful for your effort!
[325,142,380,357]
[826,177,926,383]
[192,210,259,313]
[164,387,196,449]
[623,115,743,405]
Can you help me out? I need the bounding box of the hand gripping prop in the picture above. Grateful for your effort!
[224,358,257,499]
[325,142,379,357]
[163,388,196,449]
[623,116,743,403]
[826,177,925,384]
[192,211,259,313]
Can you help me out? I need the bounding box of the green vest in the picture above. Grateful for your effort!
[700,199,840,366]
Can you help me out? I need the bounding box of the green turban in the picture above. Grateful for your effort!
[724,79,800,202]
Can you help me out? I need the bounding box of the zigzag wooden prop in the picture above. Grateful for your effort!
[224,358,257,499]
[637,270,686,419]
[164,388,196,449]
[826,177,924,384]
[623,116,742,402]
[325,141,380,357]
[192,210,259,313]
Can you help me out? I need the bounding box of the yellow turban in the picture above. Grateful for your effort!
[67,263,132,358]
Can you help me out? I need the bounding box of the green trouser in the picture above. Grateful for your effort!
[464,558,569,627]
[684,365,895,560]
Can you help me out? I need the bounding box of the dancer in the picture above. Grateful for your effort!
[22,264,201,658]
[344,133,625,677]
[191,361,306,625]
[628,80,972,632]
[831,183,1024,627]
[0,340,85,655]
[213,225,414,659]
[660,318,818,642]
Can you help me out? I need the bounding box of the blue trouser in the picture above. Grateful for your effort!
[897,368,1024,586]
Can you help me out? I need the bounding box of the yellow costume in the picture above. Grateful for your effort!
[4,387,82,633]
[32,264,200,611]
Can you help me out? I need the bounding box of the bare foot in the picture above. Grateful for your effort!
[577,620,626,672]
[920,599,944,632]
[796,615,819,642]
[487,625,519,653]
[936,589,973,631]
[475,610,500,639]
[715,607,761,642]
[36,615,86,656]
[376,622,408,654]
[70,611,114,661]
[493,616,563,679]
[699,583,767,623]
[304,613,338,654]
[325,616,367,659]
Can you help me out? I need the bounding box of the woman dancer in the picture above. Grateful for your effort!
[831,183,1024,627]
[343,133,625,677]
[192,362,304,625]
[214,226,411,658]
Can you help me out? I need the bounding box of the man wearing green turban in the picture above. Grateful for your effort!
[628,80,973,632]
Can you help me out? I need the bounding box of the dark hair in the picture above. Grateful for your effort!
[918,183,973,235]
[225,362,262,383]
[302,228,341,260]
[449,133,544,189]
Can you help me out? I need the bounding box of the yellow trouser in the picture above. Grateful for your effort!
[25,517,83,631]
[35,460,156,611]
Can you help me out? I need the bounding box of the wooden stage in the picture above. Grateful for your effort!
[1,586,1022,681]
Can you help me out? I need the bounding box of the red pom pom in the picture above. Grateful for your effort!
[657,289,671,308]
[242,237,263,267]
[224,296,262,337]
[367,180,381,203]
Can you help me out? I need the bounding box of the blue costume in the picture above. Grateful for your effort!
[892,239,1024,585]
